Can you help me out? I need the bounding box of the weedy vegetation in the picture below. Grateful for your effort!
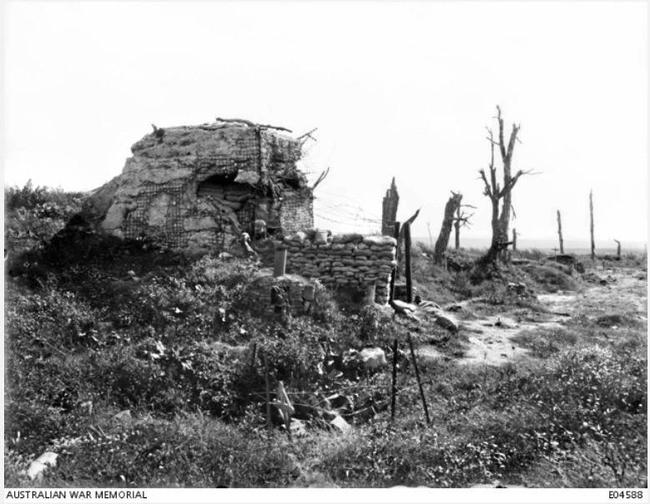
[4,183,647,488]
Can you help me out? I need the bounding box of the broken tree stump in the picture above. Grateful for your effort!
[434,192,463,264]
[382,178,399,236]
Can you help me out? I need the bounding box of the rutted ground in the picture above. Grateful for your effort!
[419,267,647,366]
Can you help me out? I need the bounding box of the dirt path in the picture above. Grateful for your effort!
[418,267,647,366]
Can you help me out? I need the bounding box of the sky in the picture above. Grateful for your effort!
[3,1,648,247]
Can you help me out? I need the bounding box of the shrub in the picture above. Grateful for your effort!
[5,182,84,253]
[522,263,578,293]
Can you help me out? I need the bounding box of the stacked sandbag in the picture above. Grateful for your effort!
[278,230,397,304]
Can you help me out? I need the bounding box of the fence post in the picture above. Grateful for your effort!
[404,222,413,303]
[407,333,430,424]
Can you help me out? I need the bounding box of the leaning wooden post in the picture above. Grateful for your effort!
[590,190,595,261]
[407,333,430,424]
[263,352,272,430]
[390,338,398,421]
[557,210,564,254]
[274,247,288,277]
[404,222,413,303]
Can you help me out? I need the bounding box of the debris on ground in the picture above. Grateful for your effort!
[112,410,132,423]
[27,452,58,481]
[359,347,387,370]
[289,418,307,437]
[329,414,352,434]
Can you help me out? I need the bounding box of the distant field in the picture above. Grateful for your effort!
[414,237,647,254]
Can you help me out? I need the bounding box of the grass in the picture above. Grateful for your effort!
[4,185,647,488]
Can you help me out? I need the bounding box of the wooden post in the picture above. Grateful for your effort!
[407,333,430,424]
[389,221,400,301]
[263,352,272,430]
[273,248,288,277]
[557,210,564,254]
[393,220,401,277]
[404,222,413,303]
[391,339,398,421]
[512,228,517,252]
[590,190,595,261]
[382,178,399,236]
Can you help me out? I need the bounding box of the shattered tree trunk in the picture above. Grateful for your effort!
[453,205,474,250]
[512,228,517,251]
[557,210,564,254]
[614,239,621,260]
[478,106,524,267]
[382,178,399,236]
[590,190,595,261]
[433,192,463,264]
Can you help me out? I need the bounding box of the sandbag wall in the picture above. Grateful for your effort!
[277,232,398,304]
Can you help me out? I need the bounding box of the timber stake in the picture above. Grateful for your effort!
[404,222,413,303]
[407,333,430,424]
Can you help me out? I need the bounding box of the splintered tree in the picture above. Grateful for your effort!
[453,203,476,250]
[478,106,528,266]
[557,210,564,254]
[433,192,463,264]
[382,178,399,236]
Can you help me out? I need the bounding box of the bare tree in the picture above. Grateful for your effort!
[590,190,596,261]
[453,204,476,250]
[433,192,463,264]
[557,210,565,254]
[478,106,529,266]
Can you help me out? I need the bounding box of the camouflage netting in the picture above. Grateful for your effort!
[75,119,314,255]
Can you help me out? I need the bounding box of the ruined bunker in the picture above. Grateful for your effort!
[79,119,314,255]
